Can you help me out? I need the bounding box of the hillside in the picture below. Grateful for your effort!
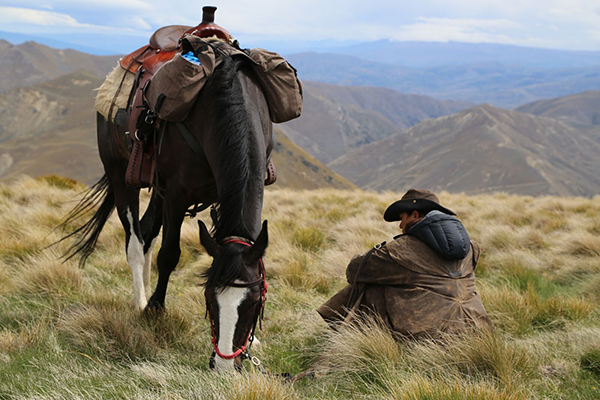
[0,71,353,190]
[0,40,118,93]
[516,90,600,127]
[330,104,600,197]
[1,177,599,398]
[279,81,472,163]
[270,129,356,190]
[0,70,104,183]
[286,52,600,108]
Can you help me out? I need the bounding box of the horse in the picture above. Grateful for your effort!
[60,54,273,370]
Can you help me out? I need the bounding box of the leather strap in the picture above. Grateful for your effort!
[265,158,277,186]
[176,121,204,157]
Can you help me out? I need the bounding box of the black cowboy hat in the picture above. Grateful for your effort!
[384,188,456,221]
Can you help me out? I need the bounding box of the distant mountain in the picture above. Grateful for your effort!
[329,104,600,197]
[0,71,354,190]
[286,52,600,108]
[516,91,600,127]
[0,40,119,93]
[279,81,473,163]
[0,32,118,56]
[324,40,600,69]
[0,70,104,183]
[270,129,356,190]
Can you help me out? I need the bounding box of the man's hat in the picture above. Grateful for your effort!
[384,189,456,221]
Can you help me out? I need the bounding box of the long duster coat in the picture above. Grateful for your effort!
[317,211,492,338]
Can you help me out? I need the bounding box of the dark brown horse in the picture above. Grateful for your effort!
[61,55,273,370]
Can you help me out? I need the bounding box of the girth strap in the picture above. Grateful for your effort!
[176,121,204,157]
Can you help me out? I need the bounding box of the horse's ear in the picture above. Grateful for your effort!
[198,220,219,257]
[248,220,268,262]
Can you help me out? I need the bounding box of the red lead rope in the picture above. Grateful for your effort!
[209,238,268,360]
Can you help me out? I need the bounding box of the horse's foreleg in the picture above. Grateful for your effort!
[115,192,147,311]
[140,193,164,293]
[146,201,185,313]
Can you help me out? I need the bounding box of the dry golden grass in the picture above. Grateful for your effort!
[383,376,526,400]
[1,177,599,399]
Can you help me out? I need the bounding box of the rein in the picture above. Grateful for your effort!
[207,237,268,361]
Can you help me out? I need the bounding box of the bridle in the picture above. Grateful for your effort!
[206,237,268,361]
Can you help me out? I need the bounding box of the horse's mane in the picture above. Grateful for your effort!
[202,55,257,291]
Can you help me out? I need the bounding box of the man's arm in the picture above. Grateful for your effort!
[345,243,405,285]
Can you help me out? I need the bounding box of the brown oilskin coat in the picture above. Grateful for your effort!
[317,235,492,338]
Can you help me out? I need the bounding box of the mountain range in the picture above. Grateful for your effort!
[329,103,600,197]
[286,52,600,108]
[0,40,118,94]
[323,40,600,69]
[1,39,599,196]
[278,81,473,163]
[516,90,600,127]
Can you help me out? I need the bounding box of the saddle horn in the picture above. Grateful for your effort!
[187,5,234,44]
[202,6,217,24]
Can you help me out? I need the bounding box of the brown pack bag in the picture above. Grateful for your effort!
[144,35,217,121]
[247,48,303,123]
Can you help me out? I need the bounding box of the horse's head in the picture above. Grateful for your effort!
[199,220,268,371]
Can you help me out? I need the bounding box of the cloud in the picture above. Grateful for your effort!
[391,17,523,44]
[0,6,92,28]
[0,6,151,37]
[2,1,600,51]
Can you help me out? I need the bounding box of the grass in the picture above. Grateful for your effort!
[0,176,599,398]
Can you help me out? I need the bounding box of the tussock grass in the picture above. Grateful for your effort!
[481,284,593,334]
[382,376,525,400]
[580,347,600,376]
[318,313,403,389]
[292,226,325,251]
[13,251,83,296]
[1,177,599,398]
[58,303,198,361]
[35,174,84,191]
[563,231,600,257]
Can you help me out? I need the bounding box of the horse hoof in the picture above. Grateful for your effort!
[143,301,165,317]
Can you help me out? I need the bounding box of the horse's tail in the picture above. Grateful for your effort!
[56,175,115,267]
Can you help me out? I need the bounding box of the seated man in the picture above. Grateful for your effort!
[318,189,492,338]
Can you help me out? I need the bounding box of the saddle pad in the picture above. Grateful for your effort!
[94,63,135,122]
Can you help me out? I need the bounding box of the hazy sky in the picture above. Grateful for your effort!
[1,0,600,52]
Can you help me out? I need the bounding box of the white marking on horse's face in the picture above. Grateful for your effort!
[126,209,147,310]
[214,284,250,370]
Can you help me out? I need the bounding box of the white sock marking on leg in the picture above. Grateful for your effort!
[126,209,147,310]
[214,285,249,370]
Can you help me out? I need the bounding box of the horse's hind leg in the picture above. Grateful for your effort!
[140,192,164,294]
[97,116,149,310]
[113,187,148,310]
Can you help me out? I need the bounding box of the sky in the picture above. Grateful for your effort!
[1,0,600,54]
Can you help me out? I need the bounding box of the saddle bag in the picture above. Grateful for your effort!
[247,48,303,123]
[144,35,217,121]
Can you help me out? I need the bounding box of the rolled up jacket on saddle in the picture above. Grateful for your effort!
[318,210,492,339]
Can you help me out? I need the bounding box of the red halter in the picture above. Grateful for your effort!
[208,238,268,360]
